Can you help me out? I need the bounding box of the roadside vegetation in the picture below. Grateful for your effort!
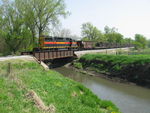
[81,23,149,50]
[0,59,120,113]
[74,54,150,87]
[0,0,149,56]
[0,0,69,55]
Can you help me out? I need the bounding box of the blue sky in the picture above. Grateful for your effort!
[61,0,150,39]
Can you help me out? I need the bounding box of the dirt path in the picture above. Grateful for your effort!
[0,55,35,62]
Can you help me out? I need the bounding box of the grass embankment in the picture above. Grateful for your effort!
[74,54,150,87]
[118,48,150,55]
[0,59,120,113]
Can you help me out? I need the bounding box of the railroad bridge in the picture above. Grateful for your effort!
[21,47,131,61]
[21,50,74,61]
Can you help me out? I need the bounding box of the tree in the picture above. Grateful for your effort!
[0,0,33,54]
[114,33,123,44]
[122,38,133,46]
[134,34,147,49]
[17,0,69,38]
[147,40,150,48]
[0,0,69,54]
[15,0,37,45]
[0,36,6,54]
[104,26,123,44]
[81,22,102,41]
[104,26,118,34]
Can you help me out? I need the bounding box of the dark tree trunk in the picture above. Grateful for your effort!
[38,28,43,48]
[31,30,36,47]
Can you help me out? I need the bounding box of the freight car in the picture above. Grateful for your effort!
[33,35,132,51]
[79,41,133,50]
[77,41,96,50]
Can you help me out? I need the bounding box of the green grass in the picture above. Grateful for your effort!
[73,61,83,69]
[80,54,150,66]
[0,60,120,113]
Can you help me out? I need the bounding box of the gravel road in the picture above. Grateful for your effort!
[0,55,35,62]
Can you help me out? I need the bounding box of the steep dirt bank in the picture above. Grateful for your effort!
[73,54,150,88]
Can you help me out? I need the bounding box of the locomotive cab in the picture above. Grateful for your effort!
[34,35,79,51]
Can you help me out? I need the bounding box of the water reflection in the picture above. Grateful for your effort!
[55,67,150,113]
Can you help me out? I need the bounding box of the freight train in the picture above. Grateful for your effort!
[33,35,132,51]
[36,35,78,50]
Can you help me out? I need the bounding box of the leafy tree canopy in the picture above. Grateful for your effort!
[81,22,103,41]
[134,34,147,49]
[0,0,69,54]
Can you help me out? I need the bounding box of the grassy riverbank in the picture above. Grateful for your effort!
[0,59,120,113]
[74,54,150,87]
[116,48,150,55]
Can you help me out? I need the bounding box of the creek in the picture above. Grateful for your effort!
[54,66,150,113]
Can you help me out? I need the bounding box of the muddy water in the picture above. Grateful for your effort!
[54,67,150,113]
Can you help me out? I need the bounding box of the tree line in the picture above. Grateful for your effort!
[0,0,149,56]
[0,0,68,55]
[81,22,148,49]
